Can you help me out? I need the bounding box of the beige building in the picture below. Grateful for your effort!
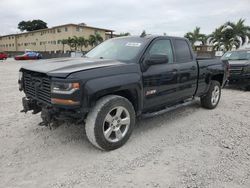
[0,23,114,53]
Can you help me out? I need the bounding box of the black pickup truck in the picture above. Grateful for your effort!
[221,49,250,90]
[19,35,228,150]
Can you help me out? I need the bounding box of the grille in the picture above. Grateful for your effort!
[229,66,243,75]
[23,71,51,104]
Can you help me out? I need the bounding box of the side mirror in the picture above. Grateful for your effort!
[146,54,169,65]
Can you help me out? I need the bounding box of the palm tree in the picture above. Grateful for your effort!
[66,37,74,51]
[61,39,68,53]
[225,18,250,46]
[88,34,97,47]
[184,27,207,48]
[66,37,78,51]
[72,36,79,51]
[208,24,241,51]
[208,25,225,51]
[78,36,88,51]
[95,33,103,44]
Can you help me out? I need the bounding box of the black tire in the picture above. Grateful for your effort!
[245,85,250,91]
[200,81,221,109]
[85,95,135,151]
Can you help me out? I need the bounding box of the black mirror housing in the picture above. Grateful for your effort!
[146,54,169,65]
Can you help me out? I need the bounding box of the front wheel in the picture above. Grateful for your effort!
[245,85,250,91]
[200,81,221,109]
[85,95,135,151]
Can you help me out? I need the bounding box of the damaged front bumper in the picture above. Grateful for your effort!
[21,97,87,127]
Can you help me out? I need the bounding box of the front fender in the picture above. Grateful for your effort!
[83,73,143,112]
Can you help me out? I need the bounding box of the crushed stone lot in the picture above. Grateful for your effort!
[0,58,250,188]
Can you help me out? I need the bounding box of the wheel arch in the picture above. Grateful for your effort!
[83,74,142,115]
[211,74,224,86]
[89,88,141,115]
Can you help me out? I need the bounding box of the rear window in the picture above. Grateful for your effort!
[174,39,193,63]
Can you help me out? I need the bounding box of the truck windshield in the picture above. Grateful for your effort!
[85,37,146,62]
[221,50,250,60]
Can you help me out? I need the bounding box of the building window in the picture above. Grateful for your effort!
[76,27,80,32]
[57,28,61,33]
[65,27,68,32]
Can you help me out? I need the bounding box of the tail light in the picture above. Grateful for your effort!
[222,60,230,78]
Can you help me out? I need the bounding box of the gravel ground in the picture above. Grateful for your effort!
[0,58,250,188]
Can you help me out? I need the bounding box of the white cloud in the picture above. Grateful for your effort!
[0,0,249,36]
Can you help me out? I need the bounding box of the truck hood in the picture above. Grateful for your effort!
[21,57,127,77]
[228,60,250,67]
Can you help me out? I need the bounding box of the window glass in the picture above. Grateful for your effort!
[148,39,173,63]
[86,38,146,61]
[174,39,192,63]
[221,51,250,60]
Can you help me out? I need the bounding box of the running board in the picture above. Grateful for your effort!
[141,98,197,118]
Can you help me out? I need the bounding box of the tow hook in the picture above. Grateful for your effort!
[40,108,62,129]
[21,97,41,114]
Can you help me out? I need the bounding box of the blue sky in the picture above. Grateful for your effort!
[1,0,250,36]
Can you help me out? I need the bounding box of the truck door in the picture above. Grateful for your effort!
[173,39,198,99]
[142,38,179,111]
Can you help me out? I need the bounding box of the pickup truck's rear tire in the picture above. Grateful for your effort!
[85,95,135,151]
[200,81,221,109]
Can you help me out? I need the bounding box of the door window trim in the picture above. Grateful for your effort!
[143,37,175,64]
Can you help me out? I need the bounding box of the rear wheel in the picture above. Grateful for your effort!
[200,81,221,109]
[85,95,135,151]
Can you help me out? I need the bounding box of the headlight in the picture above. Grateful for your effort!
[51,82,80,94]
[19,71,23,81]
[243,66,250,73]
[18,71,23,91]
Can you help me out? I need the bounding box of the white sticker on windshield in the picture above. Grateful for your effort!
[247,51,250,53]
[225,53,232,57]
[126,42,141,47]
